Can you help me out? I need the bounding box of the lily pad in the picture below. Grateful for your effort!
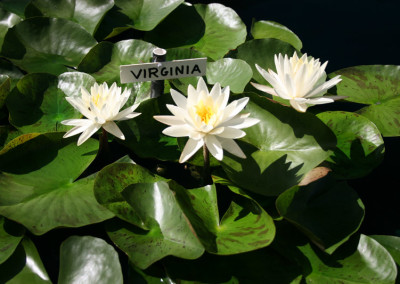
[330,65,400,137]
[105,180,204,269]
[192,3,246,60]
[370,235,400,266]
[115,0,183,31]
[0,7,21,49]
[0,132,114,235]
[79,39,156,103]
[143,3,205,49]
[172,182,276,255]
[0,238,51,283]
[0,217,25,264]
[251,20,302,51]
[221,93,336,196]
[58,236,123,284]
[30,0,114,35]
[317,111,385,179]
[206,58,253,93]
[0,58,23,89]
[236,38,296,85]
[0,74,10,108]
[276,177,365,254]
[1,17,97,75]
[6,72,96,134]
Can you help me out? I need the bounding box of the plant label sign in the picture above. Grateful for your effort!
[120,58,207,84]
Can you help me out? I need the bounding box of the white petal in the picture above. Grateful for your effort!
[196,77,208,95]
[61,119,91,127]
[210,82,221,102]
[221,97,249,123]
[63,124,89,138]
[179,138,204,163]
[114,104,140,120]
[250,82,277,96]
[305,97,335,105]
[231,117,260,129]
[166,104,187,120]
[219,137,246,159]
[103,121,125,140]
[217,127,246,139]
[205,135,223,161]
[116,112,141,120]
[304,75,342,98]
[77,124,101,146]
[170,89,187,109]
[153,115,185,126]
[187,84,198,106]
[162,125,192,137]
[209,127,224,135]
[290,99,308,112]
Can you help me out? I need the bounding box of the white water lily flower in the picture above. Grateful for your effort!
[154,78,259,163]
[62,82,140,146]
[251,52,342,112]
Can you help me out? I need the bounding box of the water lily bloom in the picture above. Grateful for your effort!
[154,78,259,163]
[251,52,342,112]
[62,82,140,146]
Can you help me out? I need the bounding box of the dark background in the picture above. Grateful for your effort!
[194,0,400,235]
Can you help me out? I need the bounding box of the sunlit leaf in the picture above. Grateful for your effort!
[0,238,51,283]
[0,133,114,235]
[221,93,336,196]
[251,20,302,50]
[58,236,123,284]
[0,7,21,49]
[370,235,400,266]
[206,58,253,93]
[317,111,385,179]
[192,3,246,60]
[0,74,10,108]
[330,65,400,137]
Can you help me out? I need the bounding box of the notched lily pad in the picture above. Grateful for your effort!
[330,65,400,137]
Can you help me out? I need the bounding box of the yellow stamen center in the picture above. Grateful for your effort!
[92,93,101,106]
[196,100,213,124]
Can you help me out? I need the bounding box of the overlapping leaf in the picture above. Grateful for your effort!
[0,238,51,283]
[251,20,302,50]
[276,177,365,254]
[330,65,400,137]
[6,72,96,134]
[1,17,97,75]
[0,217,25,264]
[0,7,21,49]
[0,132,113,235]
[58,236,123,284]
[317,111,385,179]
[221,93,336,196]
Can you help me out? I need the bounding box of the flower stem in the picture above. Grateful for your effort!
[203,144,212,185]
[99,128,110,161]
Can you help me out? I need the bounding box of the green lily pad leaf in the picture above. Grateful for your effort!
[302,234,397,283]
[191,3,246,60]
[0,58,23,89]
[0,237,51,283]
[94,162,166,228]
[0,132,114,235]
[1,17,97,75]
[30,0,114,35]
[221,93,336,196]
[0,7,21,49]
[115,0,183,31]
[143,3,205,49]
[166,47,206,95]
[119,95,180,161]
[106,180,204,269]
[330,65,400,137]
[161,247,302,284]
[0,217,25,264]
[370,235,400,266]
[206,58,252,94]
[0,126,23,150]
[58,236,123,284]
[172,182,275,255]
[276,177,365,254]
[0,74,10,108]
[0,0,30,18]
[251,20,302,51]
[317,111,385,179]
[236,38,297,85]
[79,39,156,104]
[6,72,96,134]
